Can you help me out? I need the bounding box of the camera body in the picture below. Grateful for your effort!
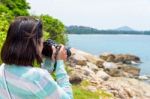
[42,39,71,58]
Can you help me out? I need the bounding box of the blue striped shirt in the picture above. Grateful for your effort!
[0,58,73,99]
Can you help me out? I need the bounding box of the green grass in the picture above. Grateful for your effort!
[72,80,114,99]
[73,85,99,99]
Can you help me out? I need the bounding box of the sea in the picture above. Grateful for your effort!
[68,34,150,75]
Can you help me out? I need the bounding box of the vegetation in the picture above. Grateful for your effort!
[0,0,67,64]
[72,80,113,99]
[66,25,150,35]
[40,15,67,44]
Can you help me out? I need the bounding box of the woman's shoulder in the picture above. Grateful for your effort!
[1,63,50,78]
[32,67,49,76]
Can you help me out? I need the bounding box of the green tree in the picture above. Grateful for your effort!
[40,15,67,44]
[0,0,30,16]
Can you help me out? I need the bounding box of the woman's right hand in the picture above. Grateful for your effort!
[56,45,67,61]
[51,45,67,62]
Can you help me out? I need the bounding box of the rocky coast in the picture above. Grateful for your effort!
[67,49,150,99]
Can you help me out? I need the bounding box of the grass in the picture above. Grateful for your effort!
[72,85,99,99]
[72,80,114,99]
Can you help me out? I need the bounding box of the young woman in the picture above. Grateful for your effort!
[0,16,73,99]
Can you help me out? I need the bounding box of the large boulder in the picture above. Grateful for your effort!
[103,62,140,77]
[103,62,118,69]
[115,54,141,64]
[96,70,110,81]
[100,53,115,62]
[69,69,84,84]
[100,53,141,64]
[82,66,95,76]
[73,49,104,67]
[86,62,99,72]
[69,53,87,66]
[101,77,150,99]
[120,64,140,77]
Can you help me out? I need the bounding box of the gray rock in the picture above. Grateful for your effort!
[70,53,87,66]
[100,53,141,64]
[103,62,118,69]
[96,70,110,81]
[121,64,140,76]
[69,70,83,84]
[87,62,99,72]
[82,67,95,76]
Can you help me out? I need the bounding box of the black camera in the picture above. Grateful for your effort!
[42,39,72,58]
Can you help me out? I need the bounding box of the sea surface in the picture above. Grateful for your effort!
[68,34,150,75]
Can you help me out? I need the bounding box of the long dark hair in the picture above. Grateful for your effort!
[1,16,43,66]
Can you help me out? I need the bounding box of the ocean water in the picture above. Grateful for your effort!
[68,34,150,75]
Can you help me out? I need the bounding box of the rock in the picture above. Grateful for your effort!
[67,49,149,99]
[105,68,125,77]
[102,62,140,77]
[138,75,149,80]
[121,64,140,76]
[121,54,140,63]
[82,66,95,76]
[103,62,118,69]
[99,53,115,61]
[69,70,83,84]
[86,85,97,92]
[69,53,87,66]
[101,77,150,99]
[96,70,110,81]
[95,60,104,68]
[74,49,104,66]
[87,62,99,72]
[99,53,141,64]
[69,74,82,84]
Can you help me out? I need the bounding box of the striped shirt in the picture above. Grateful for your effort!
[0,58,73,99]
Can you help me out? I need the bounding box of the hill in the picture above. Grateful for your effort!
[116,26,134,31]
[66,25,150,35]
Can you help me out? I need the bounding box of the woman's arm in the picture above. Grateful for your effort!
[39,45,73,98]
[36,60,73,99]
[41,58,54,73]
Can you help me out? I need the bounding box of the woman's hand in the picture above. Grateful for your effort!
[56,45,67,61]
[51,45,67,62]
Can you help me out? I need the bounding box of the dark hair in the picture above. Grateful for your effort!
[1,16,43,66]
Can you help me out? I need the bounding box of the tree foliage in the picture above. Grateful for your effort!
[40,15,67,44]
[0,0,67,64]
[0,0,30,16]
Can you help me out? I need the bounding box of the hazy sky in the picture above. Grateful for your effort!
[27,0,150,30]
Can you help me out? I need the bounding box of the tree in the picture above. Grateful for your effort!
[0,0,30,16]
[40,15,67,44]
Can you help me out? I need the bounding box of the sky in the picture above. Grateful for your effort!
[27,0,150,31]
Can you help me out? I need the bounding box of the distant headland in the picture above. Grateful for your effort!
[66,25,150,35]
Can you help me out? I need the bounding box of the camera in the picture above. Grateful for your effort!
[42,39,72,58]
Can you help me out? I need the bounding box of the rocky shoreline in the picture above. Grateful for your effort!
[67,49,150,99]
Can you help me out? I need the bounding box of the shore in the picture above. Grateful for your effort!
[67,49,150,99]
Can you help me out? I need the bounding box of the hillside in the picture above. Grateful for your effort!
[116,26,134,31]
[66,25,150,35]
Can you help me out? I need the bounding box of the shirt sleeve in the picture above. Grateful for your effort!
[38,59,73,99]
[41,58,55,73]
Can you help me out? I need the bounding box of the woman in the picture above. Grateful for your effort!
[0,16,73,99]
